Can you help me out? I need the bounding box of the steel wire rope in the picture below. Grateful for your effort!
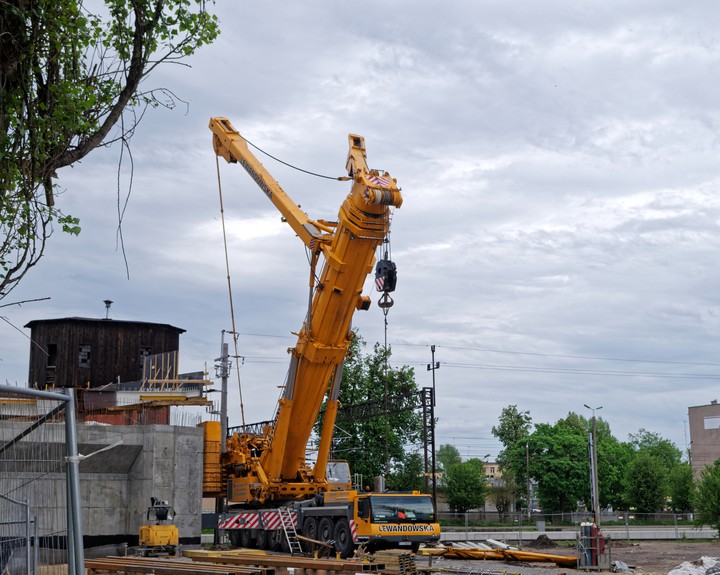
[215,155,246,427]
[241,134,350,181]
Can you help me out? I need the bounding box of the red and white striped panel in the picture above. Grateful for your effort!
[367,175,392,188]
[260,511,282,530]
[266,510,299,529]
[350,519,357,542]
[219,512,260,530]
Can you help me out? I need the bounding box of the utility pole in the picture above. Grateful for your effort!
[526,442,531,519]
[584,404,602,528]
[427,345,440,509]
[216,331,230,451]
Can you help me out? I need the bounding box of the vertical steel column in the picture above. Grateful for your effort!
[421,388,433,494]
[64,388,85,575]
[426,346,440,509]
[24,498,32,575]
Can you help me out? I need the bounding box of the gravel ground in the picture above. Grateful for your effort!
[414,541,720,575]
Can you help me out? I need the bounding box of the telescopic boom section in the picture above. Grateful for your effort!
[210,118,334,247]
[209,118,402,496]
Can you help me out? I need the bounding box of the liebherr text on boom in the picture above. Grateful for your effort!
[202,118,440,557]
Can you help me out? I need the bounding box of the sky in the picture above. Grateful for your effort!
[3,0,720,462]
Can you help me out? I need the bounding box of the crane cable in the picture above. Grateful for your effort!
[215,154,246,427]
[379,237,392,473]
[241,134,350,181]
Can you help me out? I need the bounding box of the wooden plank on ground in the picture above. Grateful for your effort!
[183,549,386,572]
[85,556,272,575]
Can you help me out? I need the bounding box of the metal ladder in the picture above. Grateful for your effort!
[278,507,303,556]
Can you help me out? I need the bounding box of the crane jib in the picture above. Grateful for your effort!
[240,157,272,201]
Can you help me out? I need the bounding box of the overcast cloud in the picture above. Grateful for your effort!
[3,1,720,460]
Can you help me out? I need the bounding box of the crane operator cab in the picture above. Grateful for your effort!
[355,492,439,553]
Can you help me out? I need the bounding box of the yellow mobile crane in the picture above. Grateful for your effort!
[202,118,440,557]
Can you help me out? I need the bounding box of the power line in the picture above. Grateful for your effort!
[232,331,720,369]
[391,342,720,368]
[438,361,720,380]
[223,333,720,381]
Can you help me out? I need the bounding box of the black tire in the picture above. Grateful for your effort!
[302,517,318,553]
[228,530,242,547]
[410,542,420,553]
[303,517,318,540]
[239,528,254,549]
[318,517,334,545]
[267,529,282,551]
[333,518,354,558]
[256,528,269,549]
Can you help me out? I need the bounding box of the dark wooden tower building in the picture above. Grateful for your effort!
[25,317,185,389]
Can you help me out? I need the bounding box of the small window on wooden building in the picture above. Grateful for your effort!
[47,343,57,367]
[140,346,152,365]
[78,344,91,368]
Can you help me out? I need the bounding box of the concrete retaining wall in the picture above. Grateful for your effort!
[0,422,204,547]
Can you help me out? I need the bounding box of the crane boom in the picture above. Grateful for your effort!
[209,117,402,502]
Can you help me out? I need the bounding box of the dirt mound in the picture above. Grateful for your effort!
[525,534,558,549]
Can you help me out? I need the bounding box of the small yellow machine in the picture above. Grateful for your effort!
[138,497,179,556]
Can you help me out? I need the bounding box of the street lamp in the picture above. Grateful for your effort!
[583,404,602,527]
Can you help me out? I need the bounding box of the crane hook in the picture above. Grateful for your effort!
[378,293,394,310]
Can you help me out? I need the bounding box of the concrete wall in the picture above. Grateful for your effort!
[0,422,204,547]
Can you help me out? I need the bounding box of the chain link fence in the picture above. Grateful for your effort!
[436,510,714,543]
[0,385,84,575]
[438,510,697,527]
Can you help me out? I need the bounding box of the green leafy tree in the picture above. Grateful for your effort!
[0,0,219,297]
[437,444,462,472]
[530,417,589,513]
[668,463,694,513]
[505,414,590,514]
[489,480,514,521]
[492,405,532,509]
[319,334,422,484]
[492,405,532,450]
[386,452,424,492]
[622,429,681,511]
[693,459,720,532]
[628,429,683,468]
[625,452,667,513]
[443,459,488,512]
[599,436,634,510]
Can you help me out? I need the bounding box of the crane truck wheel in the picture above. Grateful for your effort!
[228,530,242,547]
[239,528,254,549]
[302,517,318,553]
[333,519,354,558]
[318,517,334,547]
[267,529,282,551]
[256,528,269,550]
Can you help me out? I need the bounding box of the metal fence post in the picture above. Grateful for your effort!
[64,388,85,575]
[24,498,31,575]
[625,511,630,542]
